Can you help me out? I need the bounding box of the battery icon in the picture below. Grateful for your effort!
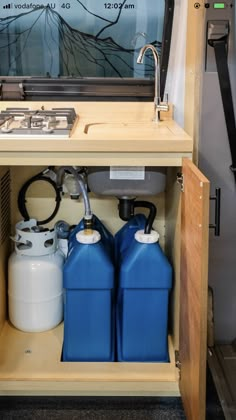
[213,2,226,8]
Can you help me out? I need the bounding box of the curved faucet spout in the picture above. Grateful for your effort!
[137,44,168,123]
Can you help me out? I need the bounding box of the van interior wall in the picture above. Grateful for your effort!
[198,2,236,342]
[233,4,236,110]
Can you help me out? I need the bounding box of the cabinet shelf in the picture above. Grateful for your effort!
[0,321,179,396]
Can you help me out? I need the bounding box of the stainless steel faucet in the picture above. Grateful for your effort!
[137,44,169,122]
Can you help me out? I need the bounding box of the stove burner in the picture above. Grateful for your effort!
[0,107,77,138]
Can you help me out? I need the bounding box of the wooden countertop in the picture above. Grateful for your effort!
[0,102,193,166]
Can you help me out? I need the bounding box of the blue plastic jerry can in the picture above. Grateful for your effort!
[63,229,115,362]
[116,229,172,362]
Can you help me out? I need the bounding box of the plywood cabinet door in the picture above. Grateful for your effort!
[179,158,210,420]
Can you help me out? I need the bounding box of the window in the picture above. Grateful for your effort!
[0,1,174,99]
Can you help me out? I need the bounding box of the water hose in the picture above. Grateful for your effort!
[18,167,61,225]
[56,166,92,223]
[118,198,157,234]
[133,201,157,234]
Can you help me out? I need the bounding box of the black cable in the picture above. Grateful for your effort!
[18,170,62,225]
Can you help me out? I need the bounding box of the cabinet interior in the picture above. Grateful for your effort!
[0,165,181,396]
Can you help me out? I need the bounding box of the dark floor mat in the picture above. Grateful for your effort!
[0,368,224,419]
[0,396,186,419]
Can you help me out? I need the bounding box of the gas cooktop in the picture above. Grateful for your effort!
[0,107,77,138]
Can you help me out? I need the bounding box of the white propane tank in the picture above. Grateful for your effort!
[8,219,64,332]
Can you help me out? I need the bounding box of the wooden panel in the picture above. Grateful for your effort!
[0,381,180,397]
[165,168,182,351]
[184,0,205,163]
[0,152,192,167]
[0,322,179,396]
[179,158,209,420]
[0,136,192,153]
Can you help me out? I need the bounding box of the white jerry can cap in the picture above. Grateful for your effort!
[76,230,101,244]
[135,229,160,244]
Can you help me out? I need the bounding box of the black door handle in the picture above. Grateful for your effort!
[209,188,221,236]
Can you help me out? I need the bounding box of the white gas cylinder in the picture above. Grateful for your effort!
[8,219,64,332]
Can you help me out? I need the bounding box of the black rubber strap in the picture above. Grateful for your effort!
[18,171,61,225]
[208,36,236,182]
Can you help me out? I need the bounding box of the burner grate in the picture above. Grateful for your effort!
[0,107,77,138]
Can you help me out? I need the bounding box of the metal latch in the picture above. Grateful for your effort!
[0,83,25,100]
[206,20,229,72]
[176,172,184,192]
[207,21,229,43]
[175,351,181,379]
